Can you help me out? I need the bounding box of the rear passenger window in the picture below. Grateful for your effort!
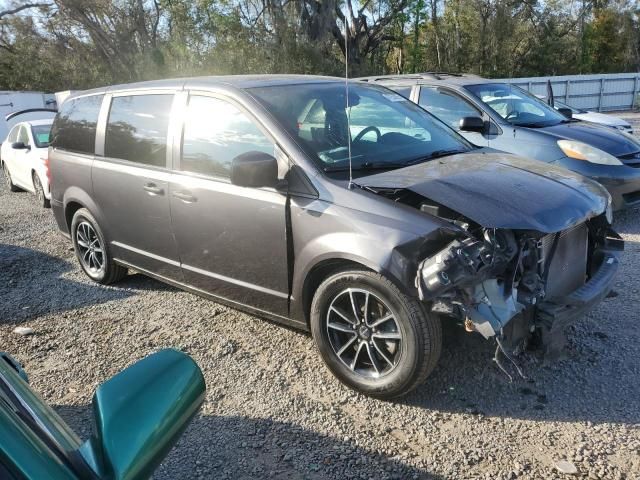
[50,94,103,154]
[181,96,274,178]
[105,94,173,167]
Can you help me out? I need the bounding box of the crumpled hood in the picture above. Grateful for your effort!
[532,121,640,157]
[361,150,609,233]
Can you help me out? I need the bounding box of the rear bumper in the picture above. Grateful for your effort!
[51,198,69,235]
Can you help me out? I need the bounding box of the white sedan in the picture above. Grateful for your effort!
[537,95,634,135]
[0,119,53,207]
[553,100,634,135]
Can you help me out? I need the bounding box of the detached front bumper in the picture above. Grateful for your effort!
[536,234,623,354]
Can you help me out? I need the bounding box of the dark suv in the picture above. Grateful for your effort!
[360,73,640,210]
[49,75,622,398]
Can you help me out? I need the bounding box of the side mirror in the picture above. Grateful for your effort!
[231,151,278,188]
[557,107,573,119]
[459,116,485,133]
[11,141,29,150]
[91,349,205,480]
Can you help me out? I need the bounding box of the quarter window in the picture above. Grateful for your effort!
[418,87,480,129]
[105,94,173,167]
[50,94,103,154]
[181,96,274,178]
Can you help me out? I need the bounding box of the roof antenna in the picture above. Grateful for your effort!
[344,17,354,189]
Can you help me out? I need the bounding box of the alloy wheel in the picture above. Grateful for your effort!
[76,221,105,274]
[325,288,402,378]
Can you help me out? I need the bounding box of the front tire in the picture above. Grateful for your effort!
[32,172,50,208]
[71,208,127,284]
[2,162,20,192]
[310,270,441,399]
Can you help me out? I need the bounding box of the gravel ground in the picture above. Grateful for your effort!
[1,175,640,479]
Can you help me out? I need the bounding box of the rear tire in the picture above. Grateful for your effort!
[71,208,127,284]
[2,162,20,192]
[32,172,50,208]
[310,270,441,399]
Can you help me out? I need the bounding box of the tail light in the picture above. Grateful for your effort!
[41,155,51,184]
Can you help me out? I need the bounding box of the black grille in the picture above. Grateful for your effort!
[619,151,640,168]
[623,191,640,205]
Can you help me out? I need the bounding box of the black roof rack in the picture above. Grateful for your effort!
[359,72,483,82]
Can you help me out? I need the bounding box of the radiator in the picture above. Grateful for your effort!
[540,223,589,298]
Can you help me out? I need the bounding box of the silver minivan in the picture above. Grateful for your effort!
[48,75,622,398]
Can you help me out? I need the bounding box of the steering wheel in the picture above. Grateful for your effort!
[353,126,382,143]
[505,110,519,121]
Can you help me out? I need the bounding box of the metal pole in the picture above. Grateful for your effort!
[565,80,570,104]
[597,78,604,112]
[633,75,639,110]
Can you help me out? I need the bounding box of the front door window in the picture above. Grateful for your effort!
[418,87,481,130]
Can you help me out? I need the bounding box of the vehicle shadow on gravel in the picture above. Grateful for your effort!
[55,405,444,480]
[0,243,137,324]
[400,319,640,425]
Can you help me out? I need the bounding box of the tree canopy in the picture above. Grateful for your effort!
[0,0,638,92]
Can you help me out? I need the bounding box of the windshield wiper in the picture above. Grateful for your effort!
[404,149,469,165]
[323,149,469,173]
[515,121,550,128]
[323,162,408,173]
[425,148,469,159]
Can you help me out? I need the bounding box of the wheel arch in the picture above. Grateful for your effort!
[297,255,413,329]
[62,187,107,235]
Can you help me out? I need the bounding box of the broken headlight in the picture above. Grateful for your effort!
[416,229,517,301]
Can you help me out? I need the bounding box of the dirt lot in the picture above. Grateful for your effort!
[1,170,640,479]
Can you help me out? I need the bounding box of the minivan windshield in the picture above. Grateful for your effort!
[465,83,568,127]
[249,83,473,175]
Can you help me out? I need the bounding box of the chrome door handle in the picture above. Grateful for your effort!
[173,191,197,203]
[143,183,164,195]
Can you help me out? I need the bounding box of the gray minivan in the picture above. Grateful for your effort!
[49,75,622,398]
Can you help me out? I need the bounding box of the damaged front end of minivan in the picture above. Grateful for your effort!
[363,153,624,361]
[413,216,622,355]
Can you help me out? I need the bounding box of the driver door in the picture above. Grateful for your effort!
[169,93,290,316]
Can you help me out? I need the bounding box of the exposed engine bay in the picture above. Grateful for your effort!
[367,187,624,360]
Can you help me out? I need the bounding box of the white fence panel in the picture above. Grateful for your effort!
[496,73,640,112]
